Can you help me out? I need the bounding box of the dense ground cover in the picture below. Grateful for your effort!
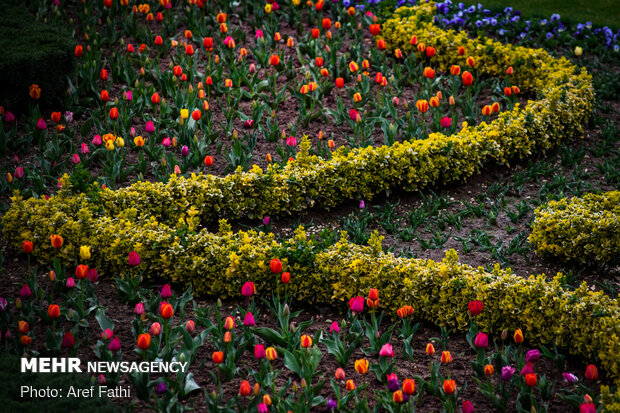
[0,0,618,412]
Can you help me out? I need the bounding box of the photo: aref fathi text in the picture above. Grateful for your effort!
[21,385,131,398]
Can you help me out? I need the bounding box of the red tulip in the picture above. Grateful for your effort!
[213,351,224,364]
[462,71,473,86]
[61,331,75,348]
[48,304,60,319]
[468,300,483,316]
[369,24,380,36]
[443,379,456,394]
[75,264,89,280]
[585,364,598,381]
[204,155,213,166]
[109,107,119,120]
[22,241,33,254]
[270,258,282,273]
[239,380,252,396]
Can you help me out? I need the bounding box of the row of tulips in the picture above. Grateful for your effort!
[1,0,521,200]
[1,242,605,412]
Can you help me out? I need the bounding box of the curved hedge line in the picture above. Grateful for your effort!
[529,191,620,265]
[2,192,619,381]
[3,3,593,228]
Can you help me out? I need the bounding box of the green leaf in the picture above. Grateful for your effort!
[95,308,114,332]
[283,349,303,378]
[184,373,201,395]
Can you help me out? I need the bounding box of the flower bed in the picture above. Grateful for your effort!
[529,191,620,265]
[4,187,620,382]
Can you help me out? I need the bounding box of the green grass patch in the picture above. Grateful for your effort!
[460,0,620,29]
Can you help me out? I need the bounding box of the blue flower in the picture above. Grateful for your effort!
[504,6,513,13]
[499,29,506,36]
[540,19,548,26]
[483,8,490,14]
[490,18,497,26]
[546,32,553,39]
[614,44,619,52]
[511,15,520,23]
[458,2,464,10]
[467,5,475,13]
[550,13,560,22]
[475,20,482,27]
[343,0,350,7]
[520,32,527,38]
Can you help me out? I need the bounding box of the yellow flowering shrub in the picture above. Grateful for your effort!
[2,4,592,229]
[530,191,620,265]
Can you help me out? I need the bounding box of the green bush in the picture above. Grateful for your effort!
[0,1,75,111]
[529,191,620,265]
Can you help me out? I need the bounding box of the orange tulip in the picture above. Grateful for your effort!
[416,99,429,113]
[525,373,537,387]
[212,351,224,364]
[160,302,174,319]
[29,84,41,100]
[192,110,201,121]
[151,92,160,104]
[484,364,494,376]
[322,18,332,30]
[346,379,356,391]
[50,234,64,249]
[443,379,456,394]
[48,304,61,319]
[462,71,473,86]
[137,333,151,350]
[429,97,440,108]
[514,329,524,344]
[349,61,359,72]
[354,359,369,374]
[109,107,119,120]
[403,378,415,395]
[441,351,452,363]
[239,380,252,396]
[376,39,386,50]
[450,65,461,76]
[74,45,83,57]
[204,155,213,166]
[466,56,476,67]
[75,264,89,280]
[269,54,280,66]
[457,46,465,55]
[300,334,313,348]
[51,112,62,123]
[426,343,435,355]
[481,105,492,116]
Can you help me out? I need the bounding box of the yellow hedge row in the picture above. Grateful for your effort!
[2,3,592,229]
[529,191,620,265]
[3,194,619,380]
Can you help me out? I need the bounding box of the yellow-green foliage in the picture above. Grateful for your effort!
[2,3,592,229]
[2,194,620,380]
[2,0,615,394]
[530,191,620,265]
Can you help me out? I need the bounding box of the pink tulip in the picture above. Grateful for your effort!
[81,143,90,154]
[243,312,256,326]
[441,117,452,128]
[286,136,297,147]
[241,281,255,297]
[128,251,141,267]
[474,332,488,349]
[134,302,145,315]
[92,135,102,146]
[14,167,24,179]
[145,121,155,133]
[4,111,15,122]
[254,344,266,359]
[379,343,394,357]
[185,320,195,334]
[101,328,114,340]
[108,336,121,352]
[19,284,31,298]
[160,284,172,299]
[329,321,340,333]
[66,277,76,288]
[72,154,81,164]
[36,118,47,130]
[348,296,364,314]
[150,322,162,336]
[162,137,171,147]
